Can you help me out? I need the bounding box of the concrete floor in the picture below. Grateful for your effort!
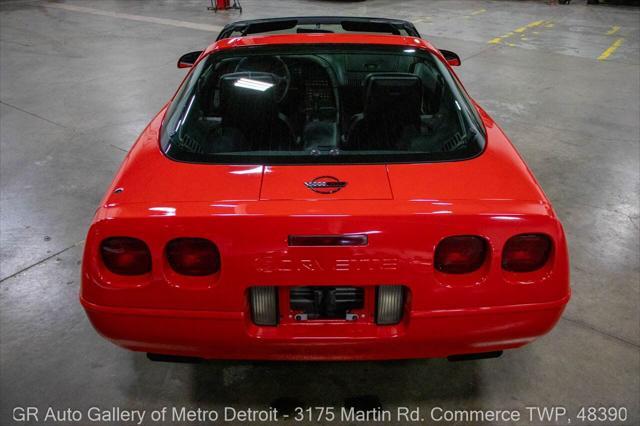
[1,0,638,424]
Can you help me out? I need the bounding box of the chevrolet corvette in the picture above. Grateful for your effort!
[81,17,570,361]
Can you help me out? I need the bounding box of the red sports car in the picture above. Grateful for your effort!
[81,17,570,361]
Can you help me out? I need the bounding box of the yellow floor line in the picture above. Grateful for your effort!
[488,20,548,45]
[515,20,545,33]
[606,25,621,35]
[471,9,487,16]
[598,38,624,61]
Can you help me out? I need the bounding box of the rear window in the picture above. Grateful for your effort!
[161,44,485,164]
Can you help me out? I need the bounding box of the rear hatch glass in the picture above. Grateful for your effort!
[161,44,484,165]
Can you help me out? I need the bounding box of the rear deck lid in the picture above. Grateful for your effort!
[259,165,393,200]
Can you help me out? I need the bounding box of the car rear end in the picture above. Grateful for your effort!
[81,35,569,360]
[81,137,569,360]
[82,198,568,360]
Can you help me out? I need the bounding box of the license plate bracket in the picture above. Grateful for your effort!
[289,286,365,320]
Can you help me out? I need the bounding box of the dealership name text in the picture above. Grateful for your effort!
[11,405,584,424]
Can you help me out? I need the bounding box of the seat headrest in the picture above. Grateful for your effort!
[362,73,422,119]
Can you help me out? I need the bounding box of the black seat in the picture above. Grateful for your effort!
[215,72,295,152]
[344,73,423,151]
[411,62,444,115]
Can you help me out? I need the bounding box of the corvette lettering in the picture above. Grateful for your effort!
[255,256,399,273]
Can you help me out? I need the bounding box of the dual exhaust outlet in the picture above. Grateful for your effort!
[250,285,405,326]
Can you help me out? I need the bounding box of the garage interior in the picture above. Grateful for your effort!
[0,0,638,424]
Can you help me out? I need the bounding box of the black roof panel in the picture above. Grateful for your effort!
[216,16,421,40]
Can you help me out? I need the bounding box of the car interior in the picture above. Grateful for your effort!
[168,50,474,158]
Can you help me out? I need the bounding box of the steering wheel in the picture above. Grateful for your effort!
[235,56,291,103]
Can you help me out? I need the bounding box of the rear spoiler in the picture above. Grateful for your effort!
[216,16,421,40]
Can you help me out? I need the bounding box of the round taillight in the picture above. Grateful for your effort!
[166,238,220,276]
[434,235,487,274]
[100,237,151,275]
[502,234,552,272]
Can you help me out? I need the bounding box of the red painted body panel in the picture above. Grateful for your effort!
[204,33,439,56]
[81,34,570,360]
[261,165,393,200]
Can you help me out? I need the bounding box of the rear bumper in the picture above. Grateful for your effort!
[81,293,569,360]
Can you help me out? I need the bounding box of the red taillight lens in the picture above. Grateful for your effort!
[166,238,220,276]
[100,237,151,275]
[502,234,552,272]
[434,236,487,274]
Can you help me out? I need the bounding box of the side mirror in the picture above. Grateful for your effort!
[439,49,461,67]
[177,51,203,68]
